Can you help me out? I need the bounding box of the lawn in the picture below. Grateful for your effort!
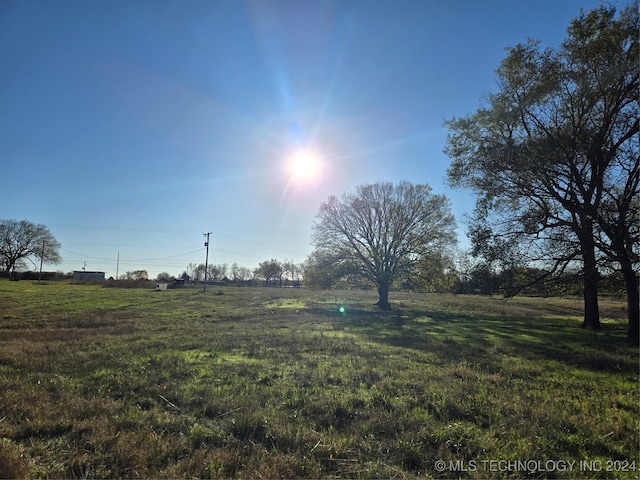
[0,280,637,479]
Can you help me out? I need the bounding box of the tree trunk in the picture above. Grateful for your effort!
[582,276,601,330]
[375,281,391,310]
[621,261,639,345]
[581,238,601,330]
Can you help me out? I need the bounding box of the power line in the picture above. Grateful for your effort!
[62,241,199,249]
[127,249,205,262]
[59,248,115,262]
[49,223,203,235]
[59,247,203,263]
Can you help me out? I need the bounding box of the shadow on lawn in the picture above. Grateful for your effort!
[310,303,637,375]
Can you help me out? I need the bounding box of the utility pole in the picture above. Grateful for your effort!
[203,232,211,292]
[116,252,120,280]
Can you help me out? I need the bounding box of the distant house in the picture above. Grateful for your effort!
[73,271,105,281]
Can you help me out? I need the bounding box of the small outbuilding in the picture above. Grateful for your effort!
[73,271,105,281]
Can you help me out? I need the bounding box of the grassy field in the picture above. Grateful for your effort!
[0,280,637,479]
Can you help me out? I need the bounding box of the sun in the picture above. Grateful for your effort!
[287,148,322,182]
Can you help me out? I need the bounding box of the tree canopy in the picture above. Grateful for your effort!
[308,181,457,309]
[254,259,284,286]
[0,219,61,279]
[444,4,639,343]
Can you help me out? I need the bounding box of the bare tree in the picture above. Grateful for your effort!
[231,262,241,282]
[125,270,149,281]
[281,259,302,287]
[231,263,253,282]
[254,259,284,287]
[190,263,205,282]
[156,272,174,283]
[309,181,457,309]
[0,219,61,280]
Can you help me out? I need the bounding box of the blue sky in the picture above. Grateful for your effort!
[1,0,607,278]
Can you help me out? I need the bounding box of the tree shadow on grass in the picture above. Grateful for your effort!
[309,303,637,375]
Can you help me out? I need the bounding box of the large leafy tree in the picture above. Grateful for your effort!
[309,181,456,309]
[0,219,61,279]
[445,5,638,342]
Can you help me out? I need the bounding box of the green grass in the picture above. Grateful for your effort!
[0,280,638,479]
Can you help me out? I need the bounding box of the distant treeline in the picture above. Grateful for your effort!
[1,270,70,281]
[2,267,627,299]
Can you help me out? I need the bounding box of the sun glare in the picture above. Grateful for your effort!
[287,149,322,182]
